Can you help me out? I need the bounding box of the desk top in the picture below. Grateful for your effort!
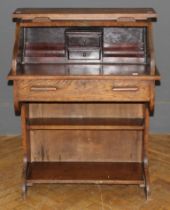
[13,8,157,21]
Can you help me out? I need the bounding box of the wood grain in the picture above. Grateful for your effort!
[28,103,144,119]
[27,117,144,130]
[30,130,142,162]
[13,8,157,21]
[7,8,160,199]
[16,79,151,102]
[20,20,151,27]
[11,23,20,73]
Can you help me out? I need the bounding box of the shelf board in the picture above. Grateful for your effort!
[26,162,144,185]
[27,118,144,130]
[13,63,151,76]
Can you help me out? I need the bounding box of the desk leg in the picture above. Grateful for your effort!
[143,105,151,200]
[21,104,30,198]
[22,156,28,198]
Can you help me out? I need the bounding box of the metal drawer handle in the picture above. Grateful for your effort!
[30,87,57,91]
[112,87,139,91]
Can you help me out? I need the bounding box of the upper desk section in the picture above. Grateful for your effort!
[13,8,157,22]
[8,8,160,80]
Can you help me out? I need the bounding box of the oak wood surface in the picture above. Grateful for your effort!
[20,20,151,27]
[143,105,151,197]
[13,8,157,21]
[15,79,151,102]
[7,8,159,198]
[28,103,144,119]
[29,129,142,162]
[11,23,20,73]
[28,103,144,162]
[21,104,30,161]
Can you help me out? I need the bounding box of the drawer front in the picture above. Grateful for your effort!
[17,80,151,102]
[67,35,101,47]
[66,30,102,48]
[68,50,101,60]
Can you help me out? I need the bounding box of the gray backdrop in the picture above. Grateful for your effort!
[0,0,169,134]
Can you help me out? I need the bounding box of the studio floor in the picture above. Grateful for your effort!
[0,135,170,210]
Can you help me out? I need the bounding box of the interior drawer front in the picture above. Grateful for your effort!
[67,35,100,47]
[17,80,150,102]
[68,50,101,60]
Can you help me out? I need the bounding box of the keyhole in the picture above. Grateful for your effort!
[83,52,87,57]
[83,39,86,46]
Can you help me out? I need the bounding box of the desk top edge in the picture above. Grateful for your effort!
[13,8,157,21]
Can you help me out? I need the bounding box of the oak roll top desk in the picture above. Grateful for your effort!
[8,8,160,198]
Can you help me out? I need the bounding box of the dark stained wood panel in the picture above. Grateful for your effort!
[19,27,147,64]
[25,43,65,58]
[103,27,146,63]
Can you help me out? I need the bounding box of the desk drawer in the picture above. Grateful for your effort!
[67,35,101,47]
[68,49,101,60]
[17,80,151,102]
[66,31,102,48]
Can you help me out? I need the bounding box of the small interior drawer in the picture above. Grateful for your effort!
[68,49,101,60]
[66,30,102,48]
[67,35,101,47]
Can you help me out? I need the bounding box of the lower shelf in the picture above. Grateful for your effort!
[26,162,144,185]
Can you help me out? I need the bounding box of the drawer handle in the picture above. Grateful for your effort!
[30,87,57,91]
[32,17,51,22]
[112,87,139,91]
[117,17,136,22]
